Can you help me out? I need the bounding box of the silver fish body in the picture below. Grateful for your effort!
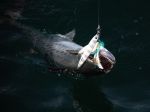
[33,33,116,75]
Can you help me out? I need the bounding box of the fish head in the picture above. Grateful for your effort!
[99,48,116,73]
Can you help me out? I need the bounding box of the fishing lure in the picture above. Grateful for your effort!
[77,34,99,69]
[91,40,104,69]
[77,25,103,69]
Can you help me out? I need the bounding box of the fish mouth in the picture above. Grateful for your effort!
[87,47,115,73]
[99,48,116,73]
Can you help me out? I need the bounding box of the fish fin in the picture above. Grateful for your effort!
[65,29,76,41]
[66,50,79,55]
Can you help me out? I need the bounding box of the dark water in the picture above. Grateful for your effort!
[0,0,150,112]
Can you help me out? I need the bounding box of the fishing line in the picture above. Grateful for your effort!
[97,0,100,26]
[97,0,101,35]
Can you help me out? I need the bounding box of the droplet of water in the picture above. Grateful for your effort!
[118,48,121,53]
[42,28,47,34]
[133,19,139,23]
[57,73,61,76]
[135,32,139,36]
[139,16,143,20]
[121,35,124,39]
[138,66,142,70]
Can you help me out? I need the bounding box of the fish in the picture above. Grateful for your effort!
[0,20,116,76]
[0,0,116,76]
[25,27,116,75]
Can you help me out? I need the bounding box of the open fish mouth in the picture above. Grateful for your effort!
[87,47,115,73]
[99,48,116,72]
